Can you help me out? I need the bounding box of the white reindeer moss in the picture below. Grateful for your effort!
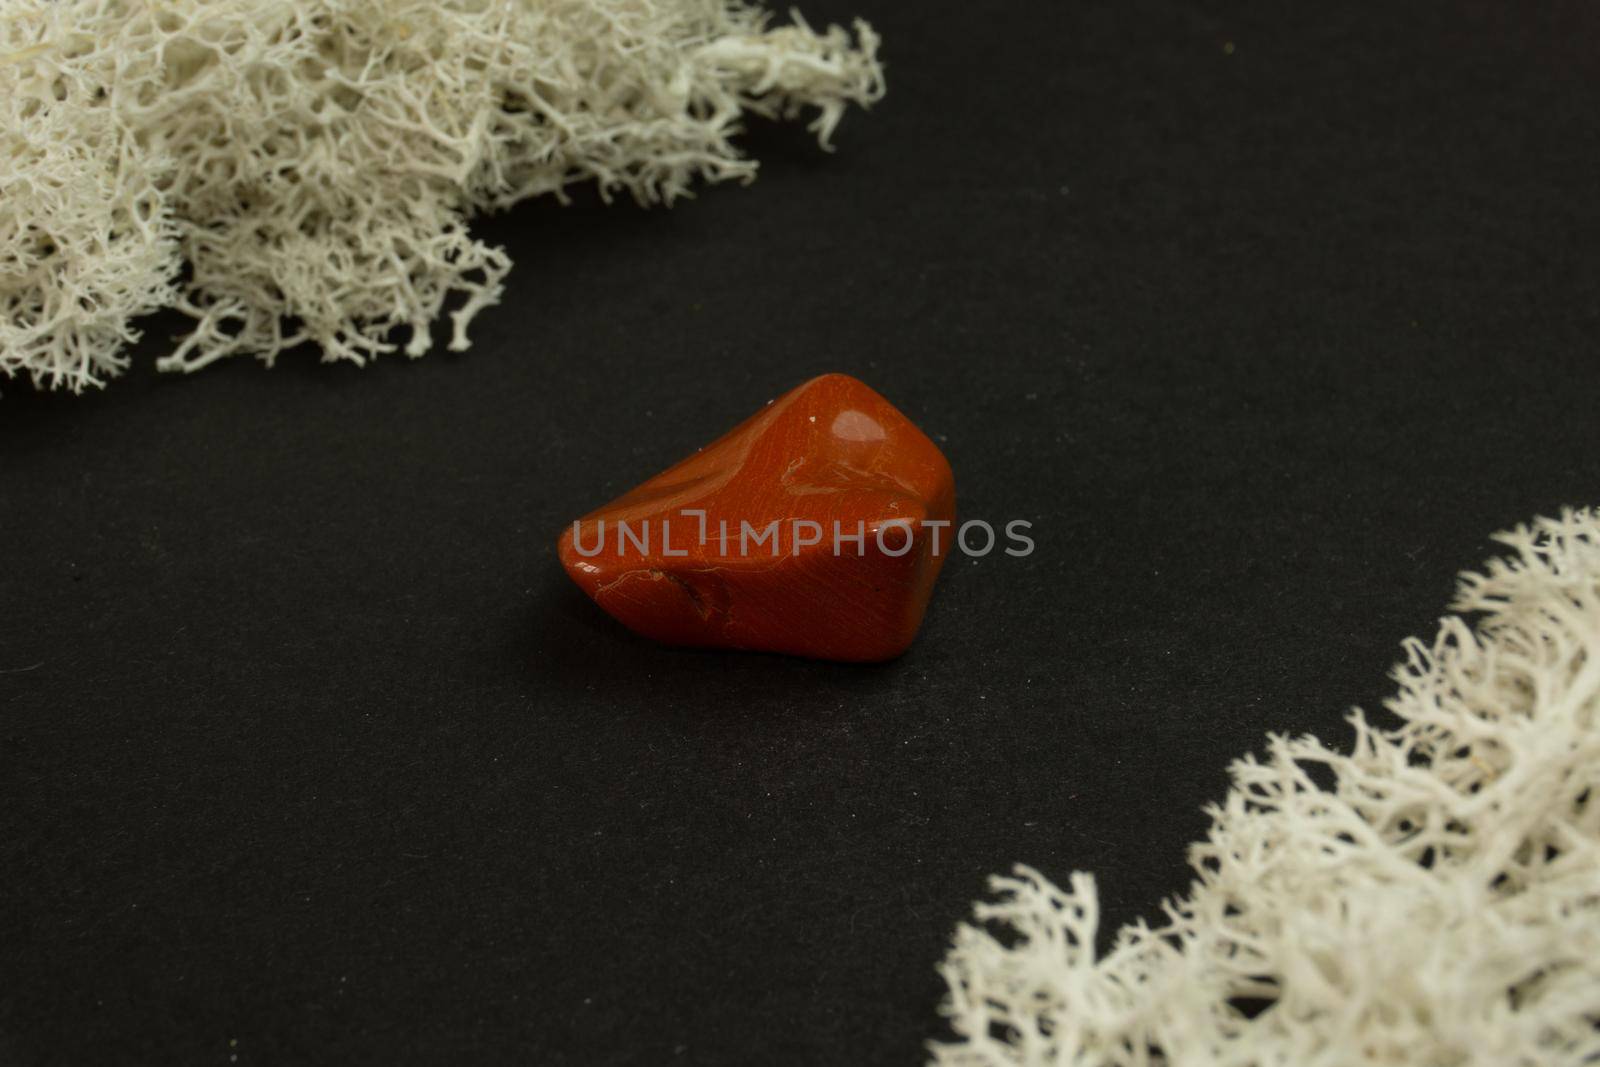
[935,510,1600,1067]
[0,0,883,391]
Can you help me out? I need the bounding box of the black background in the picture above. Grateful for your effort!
[3,1,1598,1063]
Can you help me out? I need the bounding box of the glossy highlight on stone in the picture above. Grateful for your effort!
[557,374,956,661]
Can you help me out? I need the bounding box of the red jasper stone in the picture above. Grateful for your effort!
[557,373,956,662]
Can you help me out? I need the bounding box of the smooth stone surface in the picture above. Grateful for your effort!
[558,373,956,661]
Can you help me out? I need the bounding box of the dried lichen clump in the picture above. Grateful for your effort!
[935,510,1600,1066]
[0,0,883,392]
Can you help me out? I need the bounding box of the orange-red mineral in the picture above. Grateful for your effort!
[557,374,956,661]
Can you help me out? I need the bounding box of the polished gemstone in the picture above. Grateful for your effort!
[557,373,956,661]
